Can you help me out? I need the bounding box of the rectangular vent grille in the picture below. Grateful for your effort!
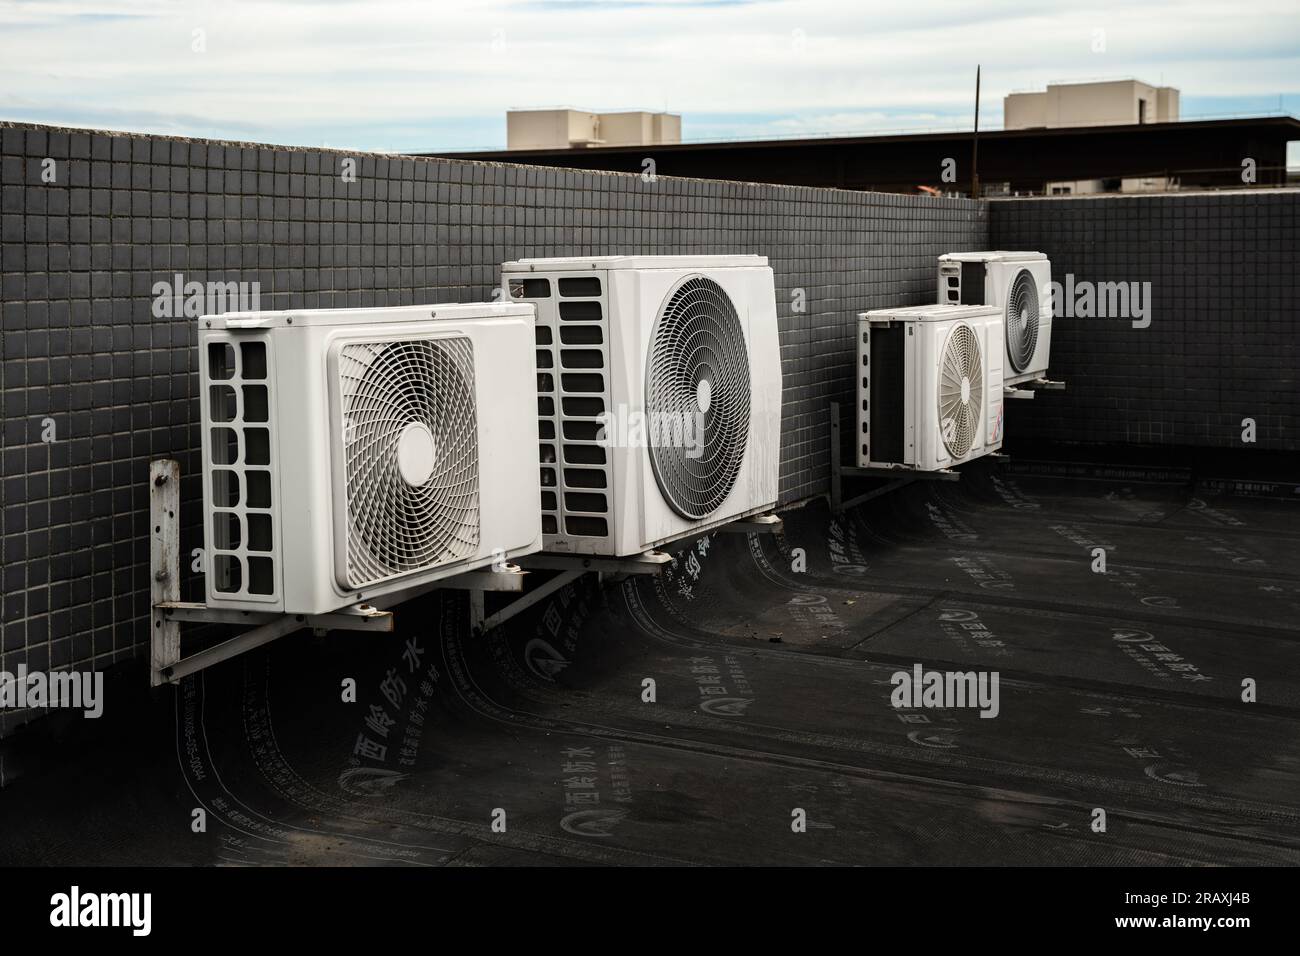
[940,264,961,304]
[960,262,987,305]
[205,337,278,599]
[857,325,870,464]
[518,274,612,539]
[866,324,906,465]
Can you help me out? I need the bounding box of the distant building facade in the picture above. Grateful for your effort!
[1005,80,1181,194]
[1004,79,1179,130]
[506,109,681,149]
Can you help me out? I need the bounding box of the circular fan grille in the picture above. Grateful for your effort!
[645,275,751,520]
[1005,267,1039,372]
[938,323,984,460]
[337,338,479,589]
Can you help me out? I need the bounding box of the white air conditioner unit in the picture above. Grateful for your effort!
[937,251,1052,386]
[501,255,782,556]
[857,304,1004,471]
[197,303,543,615]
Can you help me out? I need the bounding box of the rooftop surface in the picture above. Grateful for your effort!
[2,461,1298,865]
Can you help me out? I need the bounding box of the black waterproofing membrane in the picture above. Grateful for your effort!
[3,462,1298,866]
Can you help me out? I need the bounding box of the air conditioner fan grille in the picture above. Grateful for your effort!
[938,323,983,460]
[1006,267,1039,372]
[645,275,751,520]
[337,338,479,589]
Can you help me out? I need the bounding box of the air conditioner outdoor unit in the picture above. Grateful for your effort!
[197,303,543,615]
[937,251,1052,386]
[501,255,782,556]
[857,304,1004,472]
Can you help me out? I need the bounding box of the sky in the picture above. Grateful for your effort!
[0,0,1297,160]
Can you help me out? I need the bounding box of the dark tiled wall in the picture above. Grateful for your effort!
[0,122,985,731]
[990,191,1299,449]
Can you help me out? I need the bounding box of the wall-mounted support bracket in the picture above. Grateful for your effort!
[157,601,392,632]
[828,402,961,512]
[464,550,673,635]
[1006,377,1066,400]
[517,551,672,575]
[155,603,392,684]
[435,566,527,592]
[150,459,181,688]
[715,513,783,534]
[148,458,535,685]
[372,563,527,615]
[469,569,585,636]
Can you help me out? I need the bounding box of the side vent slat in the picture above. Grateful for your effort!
[205,336,277,599]
[549,275,611,540]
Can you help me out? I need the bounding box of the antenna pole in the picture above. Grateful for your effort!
[972,65,981,199]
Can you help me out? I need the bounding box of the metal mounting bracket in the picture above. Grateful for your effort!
[148,458,534,685]
[155,602,393,684]
[715,513,783,534]
[1007,377,1066,399]
[369,563,527,615]
[149,460,181,688]
[517,551,672,575]
[828,401,961,512]
[468,550,674,635]
[470,569,586,635]
[156,601,393,632]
